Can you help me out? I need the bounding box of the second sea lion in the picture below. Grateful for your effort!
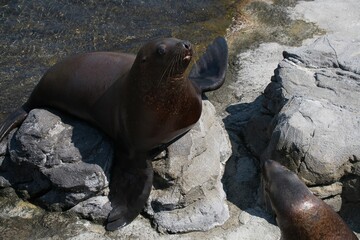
[262,159,357,240]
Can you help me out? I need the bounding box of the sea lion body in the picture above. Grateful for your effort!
[27,52,135,130]
[0,37,228,230]
[27,40,201,153]
[262,160,357,240]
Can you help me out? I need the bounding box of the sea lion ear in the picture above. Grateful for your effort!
[189,37,228,93]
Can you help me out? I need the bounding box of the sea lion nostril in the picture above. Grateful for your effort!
[183,41,191,50]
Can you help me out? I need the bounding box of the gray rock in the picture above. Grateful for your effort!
[0,101,231,233]
[69,196,112,223]
[9,109,113,170]
[310,182,343,199]
[2,109,113,211]
[343,178,360,203]
[244,35,360,209]
[145,100,231,233]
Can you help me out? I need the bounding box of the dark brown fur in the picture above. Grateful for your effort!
[0,37,228,230]
[262,160,358,240]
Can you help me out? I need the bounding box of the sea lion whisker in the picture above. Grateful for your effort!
[157,57,174,86]
[158,54,178,87]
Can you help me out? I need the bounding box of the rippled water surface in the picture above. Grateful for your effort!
[0,0,237,120]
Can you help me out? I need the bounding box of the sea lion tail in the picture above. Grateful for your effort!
[106,155,153,231]
[0,106,29,142]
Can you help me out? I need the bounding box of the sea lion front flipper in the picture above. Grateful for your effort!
[106,155,153,231]
[189,37,228,93]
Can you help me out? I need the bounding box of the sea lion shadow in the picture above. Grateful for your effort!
[221,94,277,224]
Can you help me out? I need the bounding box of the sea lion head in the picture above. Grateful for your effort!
[131,38,193,84]
[262,160,313,217]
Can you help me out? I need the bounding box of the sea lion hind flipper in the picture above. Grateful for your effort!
[106,157,153,231]
[0,106,29,142]
[189,36,228,93]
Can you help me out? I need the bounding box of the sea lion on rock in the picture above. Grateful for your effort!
[262,159,358,240]
[0,37,228,230]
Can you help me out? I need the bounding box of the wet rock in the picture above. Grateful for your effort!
[243,35,360,207]
[146,100,231,233]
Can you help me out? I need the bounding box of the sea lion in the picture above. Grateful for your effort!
[0,37,228,230]
[262,159,358,240]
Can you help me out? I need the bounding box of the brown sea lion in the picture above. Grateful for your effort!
[0,37,228,230]
[262,159,358,240]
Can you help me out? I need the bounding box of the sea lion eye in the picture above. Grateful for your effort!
[141,56,147,63]
[157,44,166,56]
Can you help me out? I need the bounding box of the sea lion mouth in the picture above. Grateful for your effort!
[183,54,191,61]
[182,53,192,65]
[181,41,193,62]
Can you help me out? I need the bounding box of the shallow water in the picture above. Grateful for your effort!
[0,0,237,120]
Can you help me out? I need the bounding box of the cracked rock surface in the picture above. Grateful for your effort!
[244,35,360,210]
[0,109,113,218]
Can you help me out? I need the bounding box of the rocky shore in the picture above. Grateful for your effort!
[0,0,359,239]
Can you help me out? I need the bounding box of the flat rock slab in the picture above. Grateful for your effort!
[1,109,113,215]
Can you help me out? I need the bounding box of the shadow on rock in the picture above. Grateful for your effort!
[221,95,274,221]
[0,108,114,223]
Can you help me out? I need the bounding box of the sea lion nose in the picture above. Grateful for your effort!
[182,41,192,51]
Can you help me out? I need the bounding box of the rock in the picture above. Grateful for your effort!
[1,109,113,213]
[145,100,231,233]
[69,196,112,223]
[0,101,231,233]
[323,195,342,212]
[342,178,360,203]
[243,35,360,208]
[310,182,343,199]
[234,207,280,240]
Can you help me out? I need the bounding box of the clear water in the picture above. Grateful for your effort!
[0,0,236,120]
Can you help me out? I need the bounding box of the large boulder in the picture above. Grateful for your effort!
[0,108,113,218]
[244,35,360,209]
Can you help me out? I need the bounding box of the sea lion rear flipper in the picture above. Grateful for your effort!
[106,155,153,231]
[189,36,228,93]
[0,106,29,142]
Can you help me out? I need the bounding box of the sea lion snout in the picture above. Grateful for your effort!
[182,41,192,51]
[179,41,193,61]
